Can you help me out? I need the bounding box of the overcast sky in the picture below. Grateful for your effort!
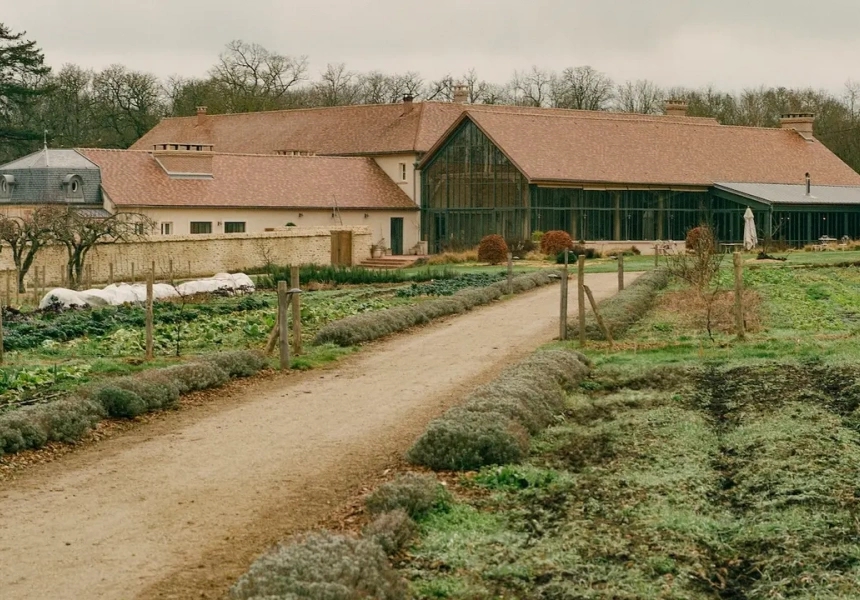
[6,0,860,94]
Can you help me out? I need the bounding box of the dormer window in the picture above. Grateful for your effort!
[62,174,84,202]
[0,174,15,200]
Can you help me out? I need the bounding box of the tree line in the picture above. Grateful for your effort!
[2,23,860,171]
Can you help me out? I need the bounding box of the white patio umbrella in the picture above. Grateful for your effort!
[743,207,758,251]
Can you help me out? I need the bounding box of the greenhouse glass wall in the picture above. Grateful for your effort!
[420,119,860,251]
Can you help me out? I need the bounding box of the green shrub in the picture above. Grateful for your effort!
[362,509,418,556]
[0,412,49,449]
[110,376,180,410]
[569,269,669,340]
[159,362,229,394]
[540,230,575,255]
[365,472,451,519]
[0,424,26,454]
[407,411,530,471]
[95,386,147,419]
[408,348,590,471]
[477,234,509,265]
[37,398,101,442]
[229,532,406,600]
[557,244,600,261]
[203,350,268,378]
[257,264,456,288]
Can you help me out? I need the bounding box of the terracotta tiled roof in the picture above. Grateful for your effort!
[77,149,417,210]
[130,102,718,157]
[454,110,860,187]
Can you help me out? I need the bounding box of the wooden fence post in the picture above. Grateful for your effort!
[131,262,136,283]
[145,271,154,360]
[291,266,302,356]
[734,252,745,340]
[278,280,290,370]
[108,263,114,285]
[578,255,586,347]
[169,259,174,283]
[559,250,569,340]
[584,285,614,346]
[618,253,624,292]
[654,245,659,268]
[507,252,513,295]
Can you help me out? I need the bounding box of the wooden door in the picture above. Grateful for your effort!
[330,230,353,266]
[390,218,404,255]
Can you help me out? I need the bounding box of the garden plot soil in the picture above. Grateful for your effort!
[0,271,637,600]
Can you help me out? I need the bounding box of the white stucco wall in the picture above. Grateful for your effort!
[132,207,421,254]
[373,154,419,204]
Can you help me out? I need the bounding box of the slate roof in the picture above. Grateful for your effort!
[130,102,718,156]
[0,148,99,170]
[435,110,860,187]
[714,182,860,205]
[77,149,417,210]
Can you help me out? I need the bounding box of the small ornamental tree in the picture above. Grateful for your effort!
[0,206,55,292]
[540,230,575,255]
[47,207,154,289]
[477,234,508,265]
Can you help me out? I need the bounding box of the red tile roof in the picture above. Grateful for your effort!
[77,149,417,210]
[451,110,860,187]
[130,102,718,157]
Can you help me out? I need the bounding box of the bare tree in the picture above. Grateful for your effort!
[0,207,55,292]
[47,208,154,289]
[311,63,360,106]
[509,66,554,107]
[551,66,614,110]
[91,64,164,147]
[615,79,665,114]
[209,40,308,112]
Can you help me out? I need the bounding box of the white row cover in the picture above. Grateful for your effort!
[39,273,255,309]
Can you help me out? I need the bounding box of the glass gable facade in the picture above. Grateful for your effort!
[420,118,860,251]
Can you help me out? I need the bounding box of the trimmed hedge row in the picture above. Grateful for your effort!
[568,268,669,341]
[407,347,591,471]
[313,270,557,347]
[0,350,268,457]
[231,473,451,598]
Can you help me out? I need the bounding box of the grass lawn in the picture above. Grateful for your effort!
[402,260,860,599]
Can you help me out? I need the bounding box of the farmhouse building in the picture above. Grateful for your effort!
[134,101,860,251]
[0,145,418,253]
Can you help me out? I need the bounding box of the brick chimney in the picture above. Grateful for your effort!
[402,94,414,115]
[196,106,207,126]
[452,83,469,104]
[780,113,815,140]
[664,99,688,117]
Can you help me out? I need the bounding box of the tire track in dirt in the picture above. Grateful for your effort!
[0,272,638,600]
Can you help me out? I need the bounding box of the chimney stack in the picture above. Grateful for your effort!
[196,106,208,126]
[780,113,815,140]
[452,83,469,104]
[402,94,414,114]
[664,99,689,117]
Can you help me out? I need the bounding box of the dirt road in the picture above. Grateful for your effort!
[0,272,637,600]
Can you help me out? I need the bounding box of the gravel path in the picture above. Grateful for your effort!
[0,271,638,600]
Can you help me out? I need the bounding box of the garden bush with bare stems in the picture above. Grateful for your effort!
[540,230,575,255]
[229,532,407,600]
[362,509,418,556]
[666,224,725,340]
[365,472,451,519]
[313,271,556,347]
[477,234,509,264]
[408,348,590,471]
[568,268,669,341]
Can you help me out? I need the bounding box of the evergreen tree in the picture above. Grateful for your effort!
[0,23,51,160]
